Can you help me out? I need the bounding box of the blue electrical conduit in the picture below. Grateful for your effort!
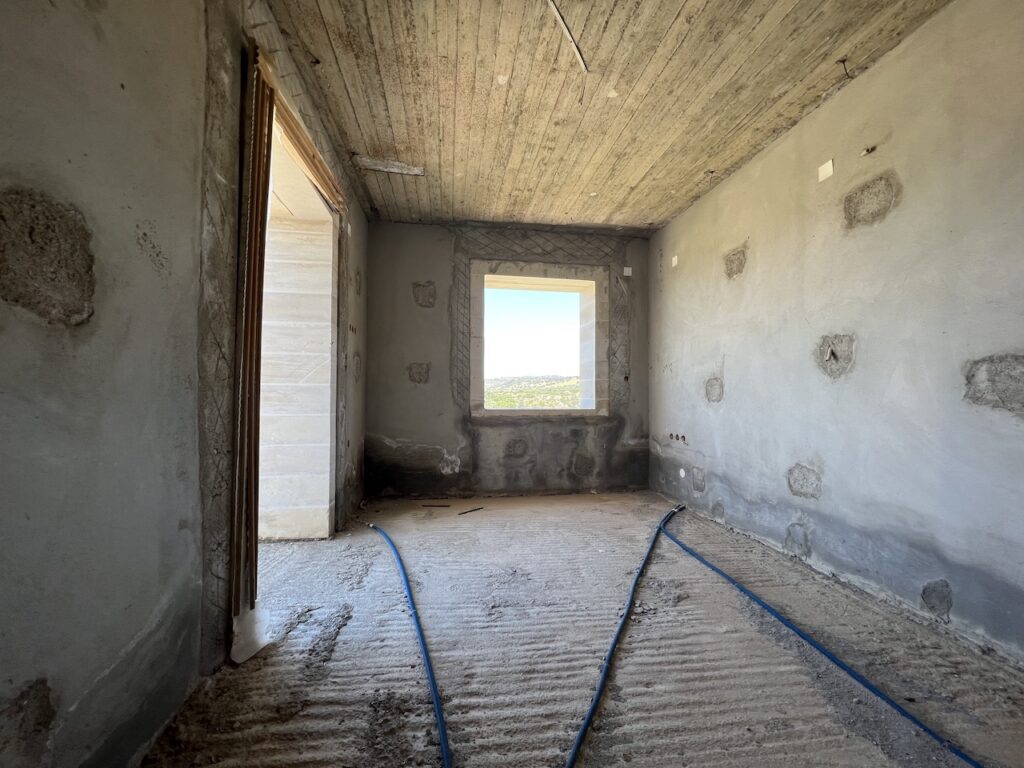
[366,523,453,768]
[656,511,986,768]
[564,506,681,768]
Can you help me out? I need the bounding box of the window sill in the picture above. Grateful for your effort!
[470,408,611,424]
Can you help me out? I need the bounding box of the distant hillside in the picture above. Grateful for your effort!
[485,375,581,409]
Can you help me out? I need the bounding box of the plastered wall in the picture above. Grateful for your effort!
[336,208,368,528]
[649,0,1024,659]
[0,1,206,765]
[0,0,370,764]
[366,223,649,497]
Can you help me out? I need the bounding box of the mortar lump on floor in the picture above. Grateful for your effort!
[144,493,1024,768]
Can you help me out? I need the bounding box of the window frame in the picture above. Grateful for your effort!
[469,259,610,418]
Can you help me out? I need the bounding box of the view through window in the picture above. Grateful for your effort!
[484,274,596,410]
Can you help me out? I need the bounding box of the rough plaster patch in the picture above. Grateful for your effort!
[691,466,706,494]
[815,334,856,379]
[843,171,901,228]
[0,678,56,767]
[963,353,1024,419]
[0,186,95,324]
[723,246,747,279]
[787,463,822,499]
[784,522,812,558]
[572,451,595,477]
[705,376,724,402]
[407,362,430,384]
[411,281,436,308]
[135,220,167,275]
[505,438,529,458]
[921,579,953,623]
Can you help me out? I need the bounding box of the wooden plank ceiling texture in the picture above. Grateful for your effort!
[269,0,949,231]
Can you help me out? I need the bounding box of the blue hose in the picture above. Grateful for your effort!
[657,512,985,768]
[564,506,680,767]
[368,523,453,768]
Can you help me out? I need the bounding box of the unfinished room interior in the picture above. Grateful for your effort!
[2,0,1023,765]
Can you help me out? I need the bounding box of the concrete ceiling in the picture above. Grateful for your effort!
[270,0,949,231]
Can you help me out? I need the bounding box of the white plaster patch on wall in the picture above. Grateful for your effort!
[439,449,461,476]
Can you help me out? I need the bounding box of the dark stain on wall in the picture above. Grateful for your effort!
[723,246,747,279]
[691,466,706,494]
[921,578,953,623]
[469,414,646,494]
[963,353,1024,419]
[572,450,596,478]
[0,186,95,325]
[136,220,167,276]
[0,678,56,767]
[815,334,856,379]
[412,281,436,307]
[843,171,901,229]
[504,438,529,458]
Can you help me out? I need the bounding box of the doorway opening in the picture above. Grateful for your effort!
[257,122,337,540]
[229,52,349,662]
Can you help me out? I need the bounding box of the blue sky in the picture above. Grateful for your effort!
[484,288,579,378]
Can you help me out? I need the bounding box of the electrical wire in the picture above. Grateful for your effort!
[368,522,453,768]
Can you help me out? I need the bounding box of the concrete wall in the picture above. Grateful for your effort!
[649,0,1024,659]
[366,223,649,497]
[0,0,371,762]
[0,1,206,765]
[337,207,368,527]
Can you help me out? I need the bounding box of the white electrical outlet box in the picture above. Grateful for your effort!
[818,159,834,182]
[623,266,633,276]
[671,254,679,268]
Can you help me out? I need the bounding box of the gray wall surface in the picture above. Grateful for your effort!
[366,223,649,497]
[649,0,1024,659]
[0,1,206,765]
[337,205,368,527]
[0,0,371,763]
